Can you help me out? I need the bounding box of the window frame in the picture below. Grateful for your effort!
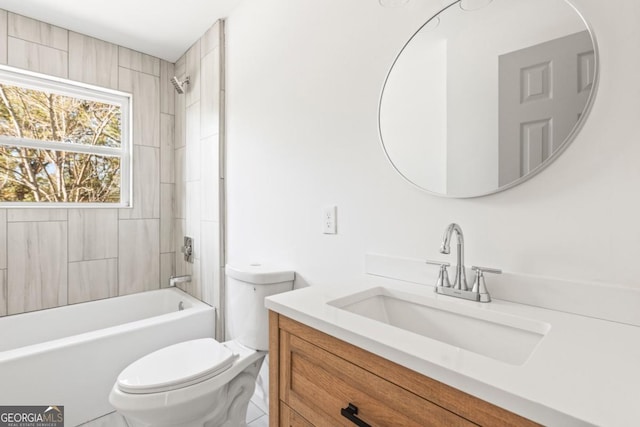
[0,64,132,208]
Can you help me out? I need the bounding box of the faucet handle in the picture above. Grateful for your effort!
[470,266,501,302]
[426,260,451,288]
[437,265,451,288]
[425,260,451,267]
[471,266,502,275]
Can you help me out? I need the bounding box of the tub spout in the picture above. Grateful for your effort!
[169,275,191,287]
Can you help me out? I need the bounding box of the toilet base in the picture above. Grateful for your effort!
[119,357,263,427]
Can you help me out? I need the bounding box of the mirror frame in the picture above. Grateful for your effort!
[377,0,600,198]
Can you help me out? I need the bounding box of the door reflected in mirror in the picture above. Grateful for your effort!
[378,0,597,198]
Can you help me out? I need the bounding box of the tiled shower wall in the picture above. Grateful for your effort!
[0,10,177,316]
[173,21,224,338]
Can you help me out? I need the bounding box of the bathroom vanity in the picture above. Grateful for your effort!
[270,312,537,426]
[266,277,640,426]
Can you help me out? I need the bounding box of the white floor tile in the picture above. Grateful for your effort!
[80,402,266,426]
[246,401,265,424]
[78,411,129,427]
[248,414,269,427]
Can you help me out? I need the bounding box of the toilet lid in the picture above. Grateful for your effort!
[117,338,237,394]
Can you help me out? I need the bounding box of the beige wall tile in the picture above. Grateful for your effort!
[185,181,201,259]
[176,258,199,298]
[200,49,220,138]
[174,54,186,82]
[0,10,7,64]
[1,10,179,314]
[120,146,160,220]
[174,219,192,277]
[68,32,119,89]
[0,269,6,317]
[7,209,67,222]
[185,40,201,106]
[160,113,175,183]
[119,46,160,76]
[160,184,175,253]
[8,221,68,314]
[186,141,202,183]
[68,259,117,304]
[160,252,175,289]
[201,135,220,222]
[189,258,202,299]
[169,25,223,305]
[174,84,186,149]
[118,219,159,295]
[201,21,221,58]
[119,67,160,147]
[186,102,201,182]
[200,221,220,307]
[8,13,68,50]
[8,37,68,78]
[68,209,118,262]
[160,60,175,114]
[0,210,5,270]
[174,147,186,219]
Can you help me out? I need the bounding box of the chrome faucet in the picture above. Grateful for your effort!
[169,275,191,287]
[427,223,501,303]
[440,223,468,291]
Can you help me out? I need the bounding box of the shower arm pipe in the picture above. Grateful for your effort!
[170,76,190,94]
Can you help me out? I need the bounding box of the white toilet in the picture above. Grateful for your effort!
[109,264,294,427]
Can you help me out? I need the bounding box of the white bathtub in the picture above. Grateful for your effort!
[0,288,215,426]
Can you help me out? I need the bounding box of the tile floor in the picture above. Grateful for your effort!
[78,401,268,426]
[246,401,269,426]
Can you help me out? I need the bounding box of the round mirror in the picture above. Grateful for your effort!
[378,0,598,197]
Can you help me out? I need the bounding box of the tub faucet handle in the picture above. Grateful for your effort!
[181,236,194,263]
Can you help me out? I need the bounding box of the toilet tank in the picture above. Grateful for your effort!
[225,264,294,350]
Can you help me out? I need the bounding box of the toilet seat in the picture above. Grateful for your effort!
[116,338,237,394]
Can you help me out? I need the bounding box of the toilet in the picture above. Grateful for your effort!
[109,264,294,427]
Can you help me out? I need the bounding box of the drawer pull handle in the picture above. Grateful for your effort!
[341,403,371,427]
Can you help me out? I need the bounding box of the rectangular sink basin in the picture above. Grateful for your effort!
[327,287,550,365]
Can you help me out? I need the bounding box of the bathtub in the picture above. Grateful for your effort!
[0,287,215,426]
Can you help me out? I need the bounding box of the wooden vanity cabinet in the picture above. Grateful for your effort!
[269,311,540,427]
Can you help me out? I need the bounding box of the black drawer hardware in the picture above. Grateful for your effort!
[341,403,371,427]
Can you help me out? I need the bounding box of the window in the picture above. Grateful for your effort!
[0,65,131,207]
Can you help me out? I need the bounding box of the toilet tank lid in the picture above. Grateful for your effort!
[226,264,295,285]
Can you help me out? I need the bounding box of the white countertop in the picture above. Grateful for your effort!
[265,276,640,426]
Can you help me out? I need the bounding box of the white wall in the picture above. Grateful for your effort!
[225,0,640,293]
[380,36,447,193]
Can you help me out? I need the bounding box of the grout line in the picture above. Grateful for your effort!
[3,10,7,64]
[7,35,69,54]
[3,207,6,315]
[218,18,227,342]
[116,202,120,297]
[65,208,69,306]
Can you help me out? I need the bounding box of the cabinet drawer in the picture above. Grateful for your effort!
[280,401,314,427]
[280,331,473,427]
